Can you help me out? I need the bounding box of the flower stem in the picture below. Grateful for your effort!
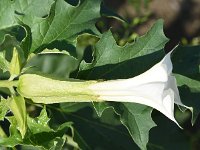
[0,80,18,88]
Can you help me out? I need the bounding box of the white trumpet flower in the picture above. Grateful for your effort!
[17,52,185,127]
[89,51,181,126]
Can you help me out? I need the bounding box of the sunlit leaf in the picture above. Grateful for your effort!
[8,95,27,138]
[0,0,101,53]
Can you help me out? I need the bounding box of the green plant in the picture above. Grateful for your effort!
[0,0,199,150]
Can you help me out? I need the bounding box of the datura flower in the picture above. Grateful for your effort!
[17,52,186,127]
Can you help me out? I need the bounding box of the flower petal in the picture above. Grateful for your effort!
[89,52,182,127]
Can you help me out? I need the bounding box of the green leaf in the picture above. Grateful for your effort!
[175,74,200,125]
[25,108,73,149]
[79,20,168,114]
[0,35,19,60]
[79,19,168,80]
[0,1,18,30]
[0,116,23,147]
[114,103,156,150]
[148,111,190,150]
[0,0,51,56]
[21,137,66,150]
[0,30,8,44]
[1,0,102,53]
[20,25,32,58]
[0,107,72,149]
[78,19,168,149]
[60,102,89,113]
[24,48,80,79]
[172,45,200,80]
[0,97,9,121]
[92,102,111,117]
[0,34,25,68]
[27,0,101,52]
[51,106,140,150]
[0,51,9,73]
[27,107,53,134]
[48,137,65,150]
[0,0,53,30]
[8,95,27,138]
[172,45,200,124]
[76,33,100,61]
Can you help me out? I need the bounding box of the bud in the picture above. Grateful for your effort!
[9,47,21,80]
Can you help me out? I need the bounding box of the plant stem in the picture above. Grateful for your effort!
[0,80,18,88]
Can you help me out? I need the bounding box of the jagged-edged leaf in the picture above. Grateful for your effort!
[0,107,72,149]
[25,108,72,149]
[0,116,23,147]
[27,107,52,134]
[0,0,54,30]
[79,19,168,80]
[114,103,156,150]
[0,0,53,56]
[77,20,168,148]
[50,106,140,150]
[79,19,168,114]
[0,0,101,53]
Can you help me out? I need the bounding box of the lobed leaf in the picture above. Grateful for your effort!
[114,103,156,150]
[0,107,73,149]
[78,19,169,149]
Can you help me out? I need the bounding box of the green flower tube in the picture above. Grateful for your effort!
[17,74,100,103]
